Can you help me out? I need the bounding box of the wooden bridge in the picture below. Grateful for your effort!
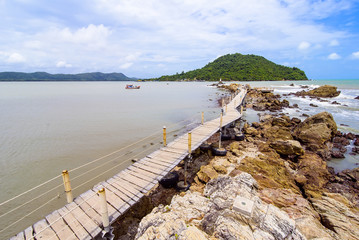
[10,88,247,240]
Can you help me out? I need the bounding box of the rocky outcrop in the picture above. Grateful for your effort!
[270,140,304,156]
[135,174,306,240]
[294,85,341,98]
[293,112,337,150]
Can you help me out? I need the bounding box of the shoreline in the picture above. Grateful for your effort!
[122,85,359,240]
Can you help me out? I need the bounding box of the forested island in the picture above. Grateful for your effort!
[149,53,308,81]
[0,72,134,81]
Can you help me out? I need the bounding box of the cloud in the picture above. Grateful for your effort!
[328,53,341,60]
[6,53,26,63]
[298,41,311,50]
[56,61,72,68]
[351,51,359,59]
[119,62,133,69]
[329,39,339,46]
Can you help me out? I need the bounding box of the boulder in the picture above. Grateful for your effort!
[270,140,304,156]
[197,165,218,183]
[296,85,341,98]
[293,112,337,148]
[296,153,331,198]
[263,126,293,141]
[311,193,359,240]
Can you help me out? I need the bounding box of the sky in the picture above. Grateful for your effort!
[0,0,359,79]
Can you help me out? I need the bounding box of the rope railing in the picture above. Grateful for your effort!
[3,88,246,239]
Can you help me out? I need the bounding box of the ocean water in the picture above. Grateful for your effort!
[0,81,224,239]
[239,79,359,172]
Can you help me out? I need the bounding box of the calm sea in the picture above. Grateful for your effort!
[239,79,359,172]
[0,81,223,239]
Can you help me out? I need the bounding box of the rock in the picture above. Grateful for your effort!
[354,138,359,146]
[296,153,331,198]
[293,112,337,148]
[197,165,218,183]
[331,150,345,158]
[355,96,359,100]
[213,163,228,174]
[345,132,356,140]
[333,136,350,146]
[263,126,293,141]
[311,193,359,240]
[309,103,318,107]
[181,226,208,239]
[270,140,304,156]
[331,101,340,105]
[295,85,341,98]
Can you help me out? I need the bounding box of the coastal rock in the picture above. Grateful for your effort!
[263,126,293,141]
[355,96,359,100]
[293,112,337,148]
[136,173,306,240]
[331,150,345,158]
[296,153,331,198]
[295,85,341,98]
[197,165,218,183]
[311,193,359,240]
[270,140,304,156]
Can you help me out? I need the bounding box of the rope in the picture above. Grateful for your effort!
[0,174,62,207]
[0,194,60,234]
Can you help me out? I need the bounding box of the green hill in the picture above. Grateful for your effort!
[0,72,135,81]
[154,53,308,81]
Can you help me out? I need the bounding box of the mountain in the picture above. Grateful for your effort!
[153,53,308,81]
[0,72,136,81]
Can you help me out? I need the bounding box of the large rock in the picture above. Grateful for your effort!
[293,112,337,148]
[263,126,293,141]
[197,165,218,183]
[311,193,359,240]
[296,85,341,98]
[270,140,304,156]
[296,153,331,198]
[135,174,306,240]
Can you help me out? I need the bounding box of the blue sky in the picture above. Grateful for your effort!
[0,0,359,79]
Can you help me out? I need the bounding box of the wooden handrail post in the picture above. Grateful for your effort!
[188,132,192,155]
[201,111,204,125]
[62,170,73,203]
[163,126,167,147]
[220,111,223,129]
[98,188,110,231]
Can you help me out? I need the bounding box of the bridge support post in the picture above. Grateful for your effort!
[163,126,167,147]
[98,188,110,231]
[62,170,73,203]
[201,111,204,125]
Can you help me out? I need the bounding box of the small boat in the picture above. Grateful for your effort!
[125,84,140,89]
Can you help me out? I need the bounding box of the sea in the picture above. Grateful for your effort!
[238,79,359,172]
[0,79,358,239]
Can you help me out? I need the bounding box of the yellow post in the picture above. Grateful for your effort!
[201,111,204,125]
[98,188,110,231]
[220,112,223,128]
[62,170,73,203]
[188,132,192,155]
[163,126,167,147]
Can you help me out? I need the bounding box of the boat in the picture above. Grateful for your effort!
[125,84,140,89]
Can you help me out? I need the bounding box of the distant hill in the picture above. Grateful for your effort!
[0,72,136,81]
[152,53,308,81]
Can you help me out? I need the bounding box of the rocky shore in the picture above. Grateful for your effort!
[116,85,359,240]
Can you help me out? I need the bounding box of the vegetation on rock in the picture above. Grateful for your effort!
[150,53,308,81]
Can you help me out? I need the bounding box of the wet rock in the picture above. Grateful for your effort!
[293,112,337,149]
[333,136,350,146]
[331,150,345,158]
[331,101,340,105]
[309,103,318,107]
[295,85,341,98]
[354,138,359,146]
[270,140,304,156]
[355,96,359,100]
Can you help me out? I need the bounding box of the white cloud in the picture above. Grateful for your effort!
[298,41,311,50]
[6,53,26,63]
[328,53,341,60]
[56,61,72,68]
[329,39,339,46]
[351,51,359,59]
[119,62,133,69]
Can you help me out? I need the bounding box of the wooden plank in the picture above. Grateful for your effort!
[131,162,166,176]
[74,196,101,225]
[101,181,136,206]
[127,166,158,182]
[118,171,153,192]
[32,219,59,240]
[45,210,78,240]
[143,156,176,168]
[9,231,24,240]
[136,160,168,172]
[78,189,117,225]
[109,177,144,199]
[65,202,101,239]
[106,177,141,202]
[57,206,90,240]
[24,226,34,240]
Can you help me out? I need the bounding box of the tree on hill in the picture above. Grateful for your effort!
[152,53,308,81]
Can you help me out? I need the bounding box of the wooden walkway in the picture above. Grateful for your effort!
[10,88,247,240]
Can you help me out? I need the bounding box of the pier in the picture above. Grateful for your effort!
[9,87,247,240]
